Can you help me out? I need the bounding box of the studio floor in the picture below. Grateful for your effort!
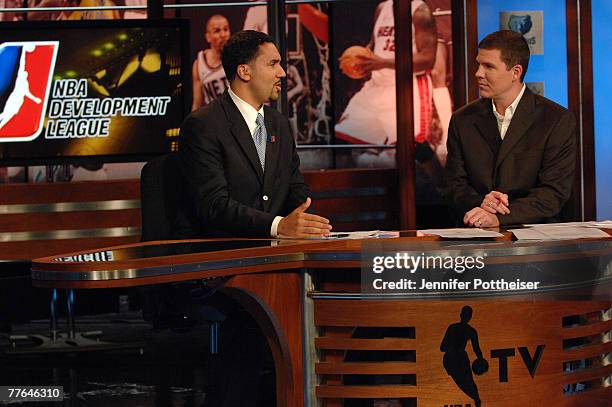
[0,311,274,407]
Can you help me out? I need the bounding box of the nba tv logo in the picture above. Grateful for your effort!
[0,41,58,142]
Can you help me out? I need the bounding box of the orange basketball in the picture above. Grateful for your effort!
[339,45,372,79]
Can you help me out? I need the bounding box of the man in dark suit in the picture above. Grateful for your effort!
[444,30,576,227]
[179,30,332,238]
[171,31,332,407]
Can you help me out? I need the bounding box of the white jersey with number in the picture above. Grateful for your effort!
[371,0,395,85]
[197,50,228,106]
[335,0,432,145]
[371,0,424,84]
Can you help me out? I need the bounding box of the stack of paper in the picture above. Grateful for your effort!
[279,231,399,240]
[523,220,612,228]
[325,231,400,239]
[418,228,504,238]
[510,222,611,240]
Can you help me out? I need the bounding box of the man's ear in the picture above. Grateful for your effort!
[237,64,251,81]
[512,64,523,81]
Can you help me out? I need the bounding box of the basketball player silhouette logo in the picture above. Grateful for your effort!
[440,306,489,407]
[0,41,58,142]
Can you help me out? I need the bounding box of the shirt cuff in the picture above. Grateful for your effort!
[271,216,283,237]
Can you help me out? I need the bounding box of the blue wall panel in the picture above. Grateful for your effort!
[477,0,568,107]
[593,0,612,219]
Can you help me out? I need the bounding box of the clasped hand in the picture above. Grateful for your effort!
[464,191,510,228]
[480,191,510,215]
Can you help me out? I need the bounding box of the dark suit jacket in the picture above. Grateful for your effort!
[177,91,309,237]
[443,88,576,226]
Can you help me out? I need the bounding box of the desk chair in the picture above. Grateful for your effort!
[140,153,223,353]
[140,153,191,242]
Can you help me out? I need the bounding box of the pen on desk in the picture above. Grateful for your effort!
[328,233,350,238]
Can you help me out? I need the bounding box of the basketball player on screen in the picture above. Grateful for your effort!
[427,0,454,166]
[0,0,24,21]
[335,0,437,168]
[243,0,267,33]
[191,14,231,111]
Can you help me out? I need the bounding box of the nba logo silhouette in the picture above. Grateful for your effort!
[0,41,58,142]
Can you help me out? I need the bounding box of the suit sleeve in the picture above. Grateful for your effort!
[179,115,275,237]
[443,115,484,222]
[498,111,576,225]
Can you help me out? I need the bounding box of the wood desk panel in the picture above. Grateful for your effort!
[31,237,612,406]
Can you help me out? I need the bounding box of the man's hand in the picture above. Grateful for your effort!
[464,207,500,228]
[480,191,510,215]
[277,198,332,238]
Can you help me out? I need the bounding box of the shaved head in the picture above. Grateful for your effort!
[204,14,231,52]
[206,14,229,34]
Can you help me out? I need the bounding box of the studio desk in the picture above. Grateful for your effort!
[31,233,612,407]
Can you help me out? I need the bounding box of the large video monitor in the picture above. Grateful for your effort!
[0,19,189,165]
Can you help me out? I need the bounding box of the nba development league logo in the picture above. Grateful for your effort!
[500,11,543,55]
[0,41,58,142]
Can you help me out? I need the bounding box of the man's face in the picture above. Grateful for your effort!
[475,48,520,100]
[205,16,230,52]
[247,42,286,105]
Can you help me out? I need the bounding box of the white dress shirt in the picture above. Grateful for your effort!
[492,83,526,140]
[227,87,283,237]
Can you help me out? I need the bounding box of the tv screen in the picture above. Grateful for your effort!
[0,19,189,165]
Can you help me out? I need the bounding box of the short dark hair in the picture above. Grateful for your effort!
[478,30,530,81]
[222,30,276,81]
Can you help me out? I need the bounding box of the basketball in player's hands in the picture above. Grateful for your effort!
[339,46,373,79]
[472,358,489,375]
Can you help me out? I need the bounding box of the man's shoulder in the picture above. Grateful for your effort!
[533,93,571,116]
[451,98,489,120]
[187,95,228,123]
[181,96,231,141]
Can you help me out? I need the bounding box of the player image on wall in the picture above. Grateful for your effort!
[176,4,241,112]
[334,0,453,167]
[180,1,332,150]
[191,13,230,111]
[332,0,454,203]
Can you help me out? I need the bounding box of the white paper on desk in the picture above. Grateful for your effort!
[325,231,376,239]
[509,228,550,240]
[278,230,383,240]
[523,221,584,227]
[523,220,612,228]
[326,230,395,239]
[510,226,610,240]
[586,220,612,228]
[418,228,503,238]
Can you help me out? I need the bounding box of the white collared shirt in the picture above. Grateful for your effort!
[227,86,265,136]
[492,83,526,140]
[227,86,282,237]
